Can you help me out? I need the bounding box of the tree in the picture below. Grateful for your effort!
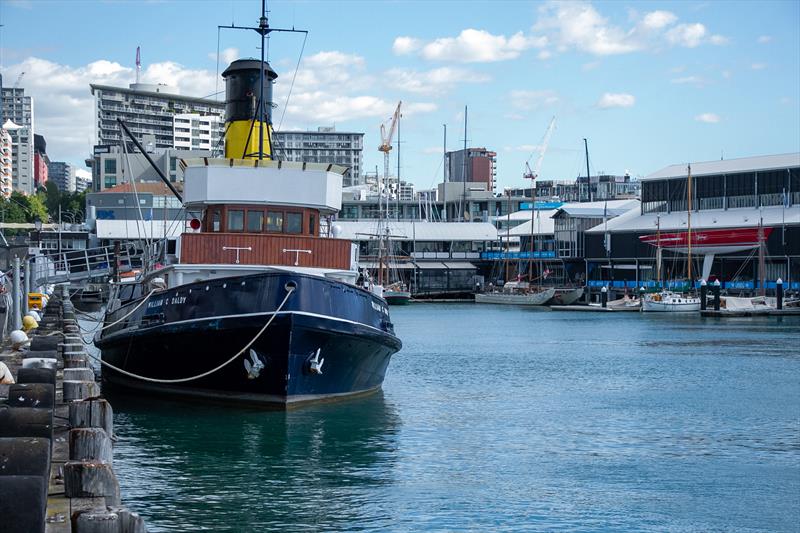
[44,181,61,216]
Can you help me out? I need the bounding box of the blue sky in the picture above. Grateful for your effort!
[1,0,798,191]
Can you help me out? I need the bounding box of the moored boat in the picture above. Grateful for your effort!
[475,284,555,306]
[95,25,402,407]
[546,287,584,306]
[641,291,700,312]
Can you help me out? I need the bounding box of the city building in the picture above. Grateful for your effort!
[173,113,223,152]
[583,153,800,294]
[0,128,12,198]
[90,83,224,151]
[1,86,35,195]
[75,172,92,193]
[272,127,364,187]
[48,161,76,192]
[34,134,49,189]
[446,147,497,191]
[92,142,212,190]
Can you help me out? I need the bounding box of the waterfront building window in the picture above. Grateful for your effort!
[246,210,264,232]
[211,211,221,232]
[104,159,117,174]
[227,210,244,232]
[286,212,303,234]
[308,214,315,235]
[267,211,283,232]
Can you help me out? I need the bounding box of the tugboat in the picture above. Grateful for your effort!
[95,15,402,407]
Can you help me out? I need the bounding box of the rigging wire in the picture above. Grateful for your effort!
[276,30,308,132]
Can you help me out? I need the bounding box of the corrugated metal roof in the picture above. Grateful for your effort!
[554,199,640,218]
[335,221,498,241]
[643,153,800,181]
[508,209,558,236]
[586,204,800,234]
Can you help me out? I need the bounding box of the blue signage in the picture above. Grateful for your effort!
[481,251,557,260]
[520,201,563,210]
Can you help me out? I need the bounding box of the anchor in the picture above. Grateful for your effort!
[243,349,265,379]
[307,348,324,375]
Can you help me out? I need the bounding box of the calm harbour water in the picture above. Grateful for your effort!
[104,305,800,532]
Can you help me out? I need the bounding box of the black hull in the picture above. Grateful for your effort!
[96,271,402,407]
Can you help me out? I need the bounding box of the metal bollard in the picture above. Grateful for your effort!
[712,280,721,311]
[700,279,708,311]
[601,286,608,308]
[776,278,783,310]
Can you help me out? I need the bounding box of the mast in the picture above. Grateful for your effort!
[505,190,511,284]
[529,178,536,287]
[583,138,591,202]
[656,214,662,286]
[462,106,467,222]
[758,216,766,296]
[687,164,693,283]
[442,124,447,221]
[396,112,400,220]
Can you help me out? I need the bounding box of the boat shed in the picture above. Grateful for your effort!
[335,220,498,297]
[582,153,800,293]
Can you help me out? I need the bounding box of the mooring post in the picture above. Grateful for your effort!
[712,279,721,311]
[601,285,608,308]
[700,279,708,311]
[23,257,30,315]
[776,278,783,310]
[12,256,22,331]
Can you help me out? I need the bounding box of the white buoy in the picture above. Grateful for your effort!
[10,330,29,350]
[26,310,41,322]
[0,361,14,384]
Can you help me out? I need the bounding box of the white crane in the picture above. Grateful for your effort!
[523,116,556,181]
[379,101,402,190]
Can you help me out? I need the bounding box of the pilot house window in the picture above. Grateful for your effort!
[286,212,303,234]
[246,211,264,232]
[227,210,244,232]
[267,211,283,232]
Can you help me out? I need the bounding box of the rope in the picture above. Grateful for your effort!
[81,286,295,384]
[99,289,158,332]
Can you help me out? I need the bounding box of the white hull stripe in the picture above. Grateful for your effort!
[103,310,393,341]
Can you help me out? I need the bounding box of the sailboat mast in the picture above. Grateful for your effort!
[442,124,447,222]
[656,214,662,285]
[687,164,693,282]
[462,106,468,222]
[529,178,535,284]
[505,190,511,284]
[758,217,766,296]
[583,138,591,202]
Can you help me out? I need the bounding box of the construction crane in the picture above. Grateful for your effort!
[523,115,556,181]
[379,101,402,186]
[13,72,25,89]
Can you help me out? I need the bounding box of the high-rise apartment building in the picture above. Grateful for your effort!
[446,147,497,191]
[0,129,12,198]
[173,113,223,152]
[48,161,76,192]
[272,127,364,187]
[90,83,224,151]
[1,87,35,195]
[34,134,49,189]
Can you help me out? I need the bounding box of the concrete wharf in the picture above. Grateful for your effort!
[0,285,147,533]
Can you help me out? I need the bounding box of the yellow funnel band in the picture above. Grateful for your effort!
[224,120,273,159]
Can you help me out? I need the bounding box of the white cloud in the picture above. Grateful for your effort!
[751,63,767,70]
[208,47,239,65]
[384,67,490,95]
[670,75,706,87]
[665,23,707,48]
[695,113,720,123]
[642,10,677,30]
[392,37,422,55]
[535,2,639,55]
[6,50,436,164]
[582,61,601,71]
[709,34,729,45]
[537,50,552,60]
[597,92,635,108]
[395,29,547,63]
[534,3,726,56]
[757,35,772,44]
[510,89,560,111]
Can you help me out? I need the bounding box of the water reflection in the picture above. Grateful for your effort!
[110,392,401,532]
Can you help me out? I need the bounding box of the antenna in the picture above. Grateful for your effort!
[135,46,141,84]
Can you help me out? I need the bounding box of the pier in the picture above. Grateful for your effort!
[0,285,146,533]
